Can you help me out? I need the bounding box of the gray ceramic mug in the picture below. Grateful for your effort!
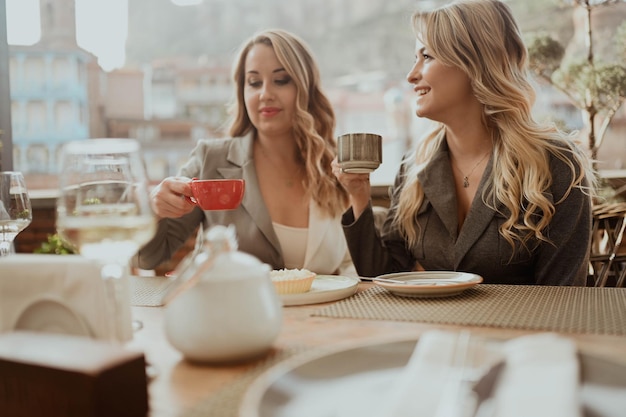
[337,133,383,173]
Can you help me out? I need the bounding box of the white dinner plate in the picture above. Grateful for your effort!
[14,298,92,337]
[279,275,360,306]
[373,271,483,298]
[240,338,626,417]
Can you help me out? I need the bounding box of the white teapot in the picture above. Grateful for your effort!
[163,225,282,363]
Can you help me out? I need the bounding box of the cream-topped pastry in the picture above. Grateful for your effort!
[270,268,316,294]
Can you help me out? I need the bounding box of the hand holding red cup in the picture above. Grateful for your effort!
[185,178,245,211]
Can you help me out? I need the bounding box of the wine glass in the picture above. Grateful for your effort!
[56,139,156,343]
[0,171,32,257]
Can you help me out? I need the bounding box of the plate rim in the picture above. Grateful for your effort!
[279,274,360,307]
[240,336,626,417]
[373,271,482,295]
[375,270,483,282]
[239,335,417,417]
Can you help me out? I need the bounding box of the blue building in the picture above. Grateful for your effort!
[9,0,103,174]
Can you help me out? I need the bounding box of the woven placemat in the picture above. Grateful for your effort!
[313,284,626,336]
[130,276,171,307]
[179,345,315,417]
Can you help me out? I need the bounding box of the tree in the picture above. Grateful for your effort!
[527,0,626,172]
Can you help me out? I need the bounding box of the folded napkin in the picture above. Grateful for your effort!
[376,330,502,417]
[376,331,582,417]
[490,333,581,417]
[0,254,133,342]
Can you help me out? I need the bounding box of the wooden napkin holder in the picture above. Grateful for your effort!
[0,331,148,417]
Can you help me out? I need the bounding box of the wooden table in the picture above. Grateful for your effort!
[128,283,626,417]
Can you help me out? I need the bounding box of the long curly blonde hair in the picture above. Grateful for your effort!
[395,0,594,249]
[229,29,348,217]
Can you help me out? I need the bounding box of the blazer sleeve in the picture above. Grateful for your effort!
[134,139,229,270]
[342,163,416,277]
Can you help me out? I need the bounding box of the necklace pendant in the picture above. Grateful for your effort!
[463,177,469,188]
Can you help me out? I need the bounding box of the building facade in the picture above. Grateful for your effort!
[9,0,105,175]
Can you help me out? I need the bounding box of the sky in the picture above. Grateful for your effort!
[5,0,201,72]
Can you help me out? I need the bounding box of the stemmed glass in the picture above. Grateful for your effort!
[0,171,32,257]
[56,139,156,343]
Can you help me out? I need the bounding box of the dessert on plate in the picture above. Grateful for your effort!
[269,268,316,294]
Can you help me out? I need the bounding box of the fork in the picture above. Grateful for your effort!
[434,331,501,417]
[433,331,475,417]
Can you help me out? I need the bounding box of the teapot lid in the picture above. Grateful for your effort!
[198,226,269,279]
[163,225,239,303]
[209,250,270,280]
[204,224,237,252]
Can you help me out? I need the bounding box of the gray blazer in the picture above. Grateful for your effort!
[138,133,355,276]
[343,140,591,285]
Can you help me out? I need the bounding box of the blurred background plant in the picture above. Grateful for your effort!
[527,0,626,174]
[34,233,76,255]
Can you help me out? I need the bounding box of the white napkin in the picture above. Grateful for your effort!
[376,331,581,417]
[373,332,450,416]
[490,333,582,417]
[375,330,501,417]
[0,254,132,342]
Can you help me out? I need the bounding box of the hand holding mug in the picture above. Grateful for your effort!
[332,158,371,219]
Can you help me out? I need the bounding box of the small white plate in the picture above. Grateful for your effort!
[14,298,92,337]
[280,275,360,306]
[373,271,482,298]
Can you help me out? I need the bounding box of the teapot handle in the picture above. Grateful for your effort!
[162,225,238,304]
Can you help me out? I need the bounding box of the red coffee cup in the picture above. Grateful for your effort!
[186,178,245,211]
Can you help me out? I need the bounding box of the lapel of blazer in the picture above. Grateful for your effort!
[217,133,282,257]
[454,157,497,267]
[419,141,459,239]
[418,139,498,268]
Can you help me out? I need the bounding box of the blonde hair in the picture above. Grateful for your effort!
[229,29,348,216]
[395,0,593,250]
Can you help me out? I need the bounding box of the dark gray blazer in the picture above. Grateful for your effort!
[343,140,592,286]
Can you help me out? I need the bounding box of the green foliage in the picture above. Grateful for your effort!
[527,34,565,76]
[597,64,626,106]
[526,1,626,169]
[34,233,76,255]
[82,197,102,205]
[552,61,626,111]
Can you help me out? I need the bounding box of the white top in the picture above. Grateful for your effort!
[273,222,308,269]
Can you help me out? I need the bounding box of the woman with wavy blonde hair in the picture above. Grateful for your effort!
[334,0,593,285]
[137,29,355,276]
